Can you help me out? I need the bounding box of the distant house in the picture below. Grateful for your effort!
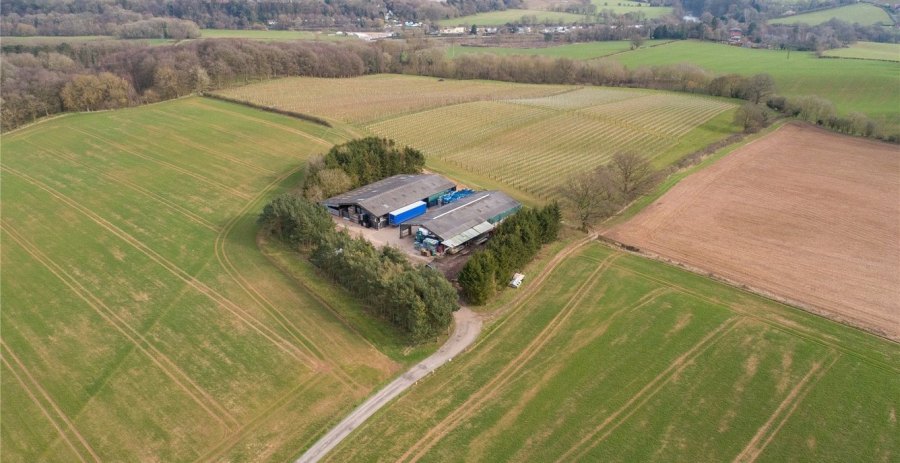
[440,26,467,35]
[728,27,743,44]
[323,174,456,229]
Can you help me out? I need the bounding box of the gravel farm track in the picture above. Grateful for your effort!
[607,123,900,340]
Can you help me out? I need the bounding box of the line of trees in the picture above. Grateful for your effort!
[458,203,561,304]
[259,192,458,342]
[3,37,897,142]
[0,0,521,35]
[559,151,661,231]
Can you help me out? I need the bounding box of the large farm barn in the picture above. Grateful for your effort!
[324,173,522,255]
[405,190,522,255]
[323,174,456,229]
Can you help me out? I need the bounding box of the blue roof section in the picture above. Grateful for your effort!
[322,174,455,217]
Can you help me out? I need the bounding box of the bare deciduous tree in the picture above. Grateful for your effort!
[608,151,660,201]
[559,167,621,231]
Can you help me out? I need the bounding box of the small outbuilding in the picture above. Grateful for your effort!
[323,174,456,229]
[403,190,521,254]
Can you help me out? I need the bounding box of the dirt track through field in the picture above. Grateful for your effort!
[607,124,900,340]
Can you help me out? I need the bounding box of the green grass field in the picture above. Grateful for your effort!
[216,75,738,200]
[823,41,900,62]
[438,10,590,26]
[446,39,671,59]
[607,40,900,126]
[588,1,673,18]
[326,241,900,462]
[771,3,894,26]
[0,97,438,462]
[199,29,349,41]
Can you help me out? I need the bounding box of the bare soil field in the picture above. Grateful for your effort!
[607,123,900,340]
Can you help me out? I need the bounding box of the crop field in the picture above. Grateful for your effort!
[822,41,900,62]
[771,3,893,26]
[368,88,736,197]
[218,76,737,199]
[214,75,570,125]
[326,241,900,462]
[608,123,900,341]
[0,97,412,462]
[608,40,900,126]
[437,10,590,26]
[445,39,671,59]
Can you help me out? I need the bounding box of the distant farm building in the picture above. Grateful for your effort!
[323,174,456,229]
[403,190,521,255]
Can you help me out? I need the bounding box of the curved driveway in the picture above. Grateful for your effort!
[295,307,483,463]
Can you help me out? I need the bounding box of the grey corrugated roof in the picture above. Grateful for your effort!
[408,191,521,241]
[323,174,455,217]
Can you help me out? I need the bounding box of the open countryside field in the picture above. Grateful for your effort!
[446,39,671,59]
[216,76,738,199]
[199,29,349,41]
[608,40,900,126]
[608,123,900,340]
[327,241,900,462]
[822,41,900,62]
[438,10,590,26]
[0,97,418,462]
[771,3,894,26]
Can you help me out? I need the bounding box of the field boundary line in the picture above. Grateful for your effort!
[21,141,219,232]
[2,165,320,369]
[733,353,840,463]
[2,223,239,432]
[558,317,742,462]
[189,100,332,147]
[399,251,618,463]
[1,341,102,463]
[214,165,365,391]
[608,260,900,374]
[70,127,253,200]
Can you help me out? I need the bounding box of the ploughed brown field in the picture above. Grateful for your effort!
[607,123,900,340]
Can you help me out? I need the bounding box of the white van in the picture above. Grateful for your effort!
[509,273,525,288]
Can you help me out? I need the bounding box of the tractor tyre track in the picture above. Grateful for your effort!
[1,341,102,463]
[399,251,619,463]
[2,165,319,368]
[733,353,840,463]
[558,317,742,462]
[2,224,239,432]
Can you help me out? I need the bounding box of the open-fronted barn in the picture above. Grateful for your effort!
[323,174,456,229]
[404,190,521,254]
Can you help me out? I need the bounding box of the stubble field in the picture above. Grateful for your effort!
[0,97,419,462]
[326,241,900,462]
[607,123,900,340]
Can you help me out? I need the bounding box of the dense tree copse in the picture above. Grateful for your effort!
[458,202,561,304]
[304,137,426,198]
[259,192,458,342]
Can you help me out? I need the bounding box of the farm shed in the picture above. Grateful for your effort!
[323,174,456,229]
[403,191,521,254]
